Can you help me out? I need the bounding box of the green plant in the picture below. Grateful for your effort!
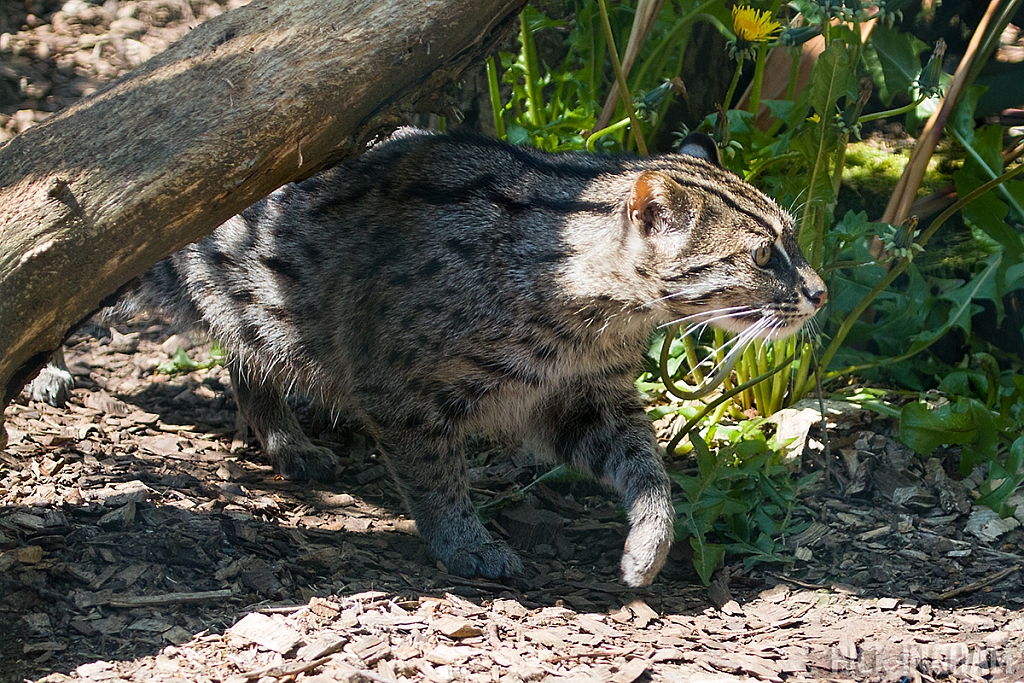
[157,342,226,375]
[670,430,813,584]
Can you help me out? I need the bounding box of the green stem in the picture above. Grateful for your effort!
[485,56,506,141]
[748,42,768,113]
[784,46,801,101]
[596,0,648,155]
[631,1,721,89]
[858,96,928,123]
[666,353,796,456]
[750,344,767,413]
[587,0,603,98]
[831,133,849,203]
[811,206,826,271]
[659,325,744,400]
[586,117,631,152]
[519,11,544,128]
[791,341,813,402]
[771,339,790,413]
[683,335,704,384]
[723,57,744,110]
[744,151,802,182]
[819,259,908,376]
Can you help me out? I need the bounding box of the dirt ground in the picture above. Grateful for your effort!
[4,2,1024,682]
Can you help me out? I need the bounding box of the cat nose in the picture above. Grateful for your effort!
[803,285,828,309]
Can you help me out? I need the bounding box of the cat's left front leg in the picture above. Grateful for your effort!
[538,382,675,587]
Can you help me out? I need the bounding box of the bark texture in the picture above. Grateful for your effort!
[0,0,525,418]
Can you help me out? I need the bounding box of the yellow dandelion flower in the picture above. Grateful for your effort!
[731,5,782,43]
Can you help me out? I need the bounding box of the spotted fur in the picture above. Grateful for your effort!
[99,130,826,586]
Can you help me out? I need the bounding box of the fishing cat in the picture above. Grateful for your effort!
[30,129,826,586]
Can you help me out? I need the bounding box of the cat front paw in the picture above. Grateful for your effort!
[620,497,675,587]
[270,445,339,482]
[442,539,524,580]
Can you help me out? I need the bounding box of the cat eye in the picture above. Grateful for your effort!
[752,245,772,268]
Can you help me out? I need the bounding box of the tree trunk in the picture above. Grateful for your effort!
[0,0,525,430]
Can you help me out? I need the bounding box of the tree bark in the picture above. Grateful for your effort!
[0,0,525,426]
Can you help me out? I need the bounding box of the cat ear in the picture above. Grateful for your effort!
[677,132,721,168]
[628,171,682,237]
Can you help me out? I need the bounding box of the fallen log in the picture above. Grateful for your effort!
[0,0,525,445]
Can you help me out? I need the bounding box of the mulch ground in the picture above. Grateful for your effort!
[3,320,1024,683]
[4,2,1024,682]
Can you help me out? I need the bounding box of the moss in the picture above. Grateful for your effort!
[838,140,950,219]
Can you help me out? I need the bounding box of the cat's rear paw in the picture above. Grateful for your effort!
[440,540,524,580]
[27,362,75,407]
[271,445,338,482]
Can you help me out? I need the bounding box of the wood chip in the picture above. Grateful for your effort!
[611,658,649,683]
[89,480,153,507]
[162,626,194,645]
[650,648,685,662]
[878,597,899,610]
[432,615,483,639]
[838,633,859,660]
[298,632,347,661]
[492,599,528,618]
[83,390,131,416]
[308,596,341,618]
[106,588,234,608]
[720,600,743,615]
[97,501,135,529]
[9,512,46,531]
[345,634,391,666]
[136,434,182,456]
[425,644,479,665]
[625,599,659,628]
[577,614,626,639]
[16,545,44,564]
[526,628,567,649]
[228,612,304,655]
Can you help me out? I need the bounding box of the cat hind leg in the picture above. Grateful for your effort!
[229,361,338,482]
[377,434,523,580]
[27,348,75,407]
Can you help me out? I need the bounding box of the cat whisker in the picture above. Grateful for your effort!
[658,305,755,330]
[681,317,771,389]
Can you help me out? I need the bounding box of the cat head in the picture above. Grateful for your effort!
[629,133,826,339]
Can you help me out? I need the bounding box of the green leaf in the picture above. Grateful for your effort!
[506,123,530,146]
[976,436,1024,513]
[691,431,717,480]
[861,25,928,104]
[157,347,200,375]
[949,86,985,145]
[1006,261,1024,290]
[899,400,979,457]
[808,40,858,118]
[690,536,726,586]
[956,172,1023,262]
[906,254,1000,347]
[959,400,1000,474]
[961,124,1005,181]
